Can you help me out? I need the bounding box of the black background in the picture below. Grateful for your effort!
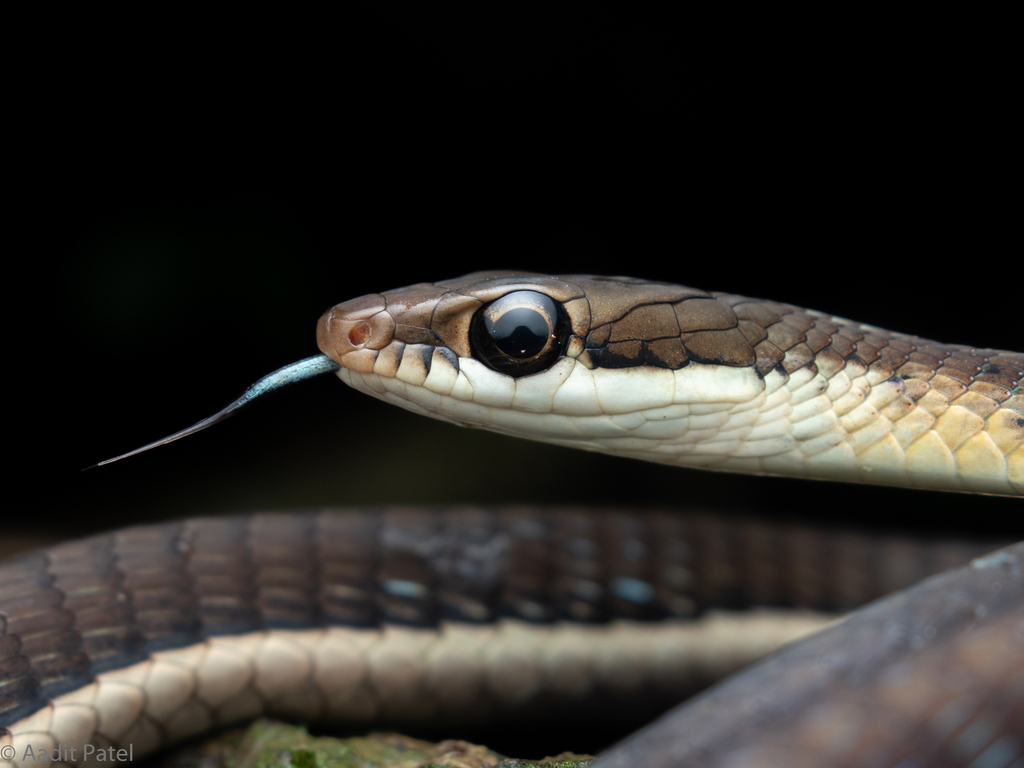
[11,13,1021,757]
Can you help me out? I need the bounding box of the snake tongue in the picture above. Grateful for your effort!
[86,355,340,469]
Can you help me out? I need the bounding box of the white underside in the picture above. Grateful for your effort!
[0,611,830,765]
[338,355,1022,495]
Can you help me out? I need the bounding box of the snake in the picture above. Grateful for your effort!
[2,271,1021,766]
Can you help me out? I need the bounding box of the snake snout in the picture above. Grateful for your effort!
[317,293,396,373]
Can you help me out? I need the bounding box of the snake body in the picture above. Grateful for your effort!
[2,273,1022,766]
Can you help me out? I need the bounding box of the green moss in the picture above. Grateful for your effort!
[288,750,320,768]
[154,719,594,768]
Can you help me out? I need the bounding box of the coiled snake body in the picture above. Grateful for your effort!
[2,273,1022,766]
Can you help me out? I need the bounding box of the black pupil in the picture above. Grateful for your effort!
[486,307,550,359]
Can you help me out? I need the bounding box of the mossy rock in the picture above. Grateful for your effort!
[154,719,594,768]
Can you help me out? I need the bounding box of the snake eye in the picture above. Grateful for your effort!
[470,291,570,377]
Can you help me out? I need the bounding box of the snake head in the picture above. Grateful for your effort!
[314,271,765,452]
[97,271,1022,495]
[93,271,764,468]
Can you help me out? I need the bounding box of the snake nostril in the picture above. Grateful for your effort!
[348,321,372,347]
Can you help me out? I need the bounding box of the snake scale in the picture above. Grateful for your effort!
[3,272,1022,766]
